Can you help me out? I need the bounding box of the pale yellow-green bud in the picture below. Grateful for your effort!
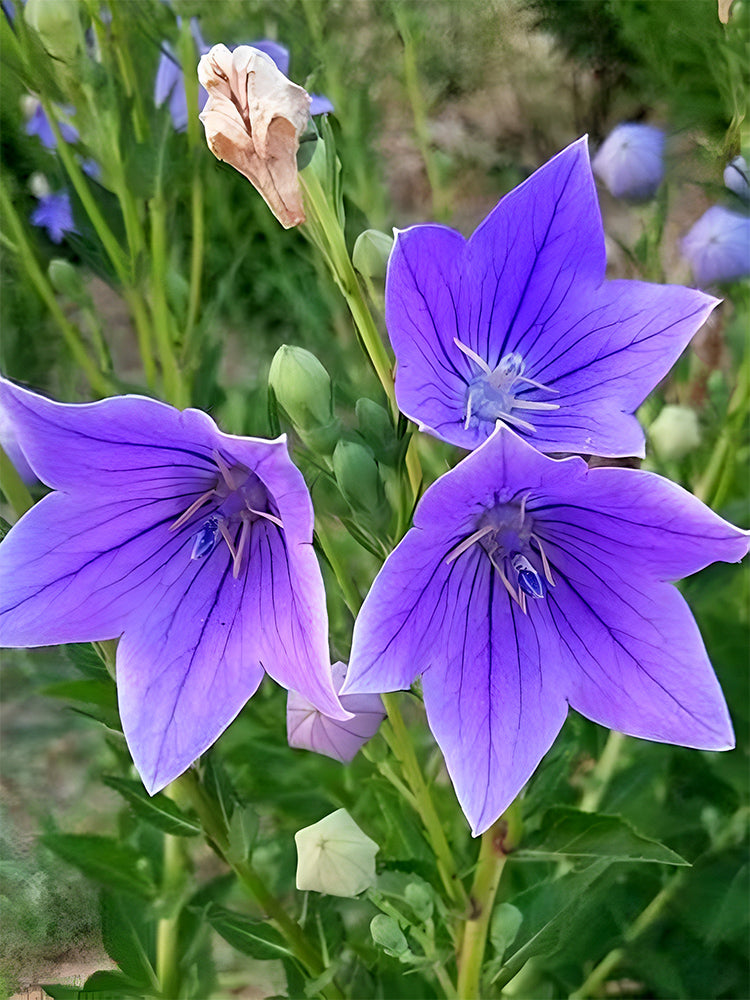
[649,404,701,461]
[370,914,409,957]
[48,259,86,303]
[295,809,378,897]
[332,440,385,518]
[353,229,394,280]
[269,345,341,454]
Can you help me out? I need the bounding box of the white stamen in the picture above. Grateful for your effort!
[453,337,491,374]
[496,411,537,434]
[233,517,251,578]
[530,532,555,586]
[213,449,238,491]
[445,524,494,564]
[515,374,559,394]
[170,488,216,531]
[246,506,284,529]
[464,389,473,430]
[489,553,525,610]
[511,398,560,412]
[218,519,238,561]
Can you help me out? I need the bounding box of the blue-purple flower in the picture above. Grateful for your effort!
[25,101,79,149]
[680,205,750,287]
[342,428,747,835]
[591,123,665,201]
[0,378,346,793]
[387,138,716,458]
[287,660,385,762]
[724,155,749,203]
[30,191,76,243]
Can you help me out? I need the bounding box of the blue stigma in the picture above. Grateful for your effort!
[191,516,220,561]
[512,553,546,599]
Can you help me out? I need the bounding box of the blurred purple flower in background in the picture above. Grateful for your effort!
[30,191,75,243]
[386,138,716,458]
[723,154,749,202]
[25,101,79,149]
[343,428,747,835]
[287,660,385,762]
[681,205,750,286]
[0,378,347,793]
[591,122,665,200]
[155,20,332,132]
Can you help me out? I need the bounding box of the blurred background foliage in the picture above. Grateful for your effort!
[0,0,748,997]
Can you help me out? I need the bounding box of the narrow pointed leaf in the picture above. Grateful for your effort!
[102,775,201,836]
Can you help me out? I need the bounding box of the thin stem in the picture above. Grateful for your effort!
[694,346,750,508]
[570,873,685,999]
[315,517,362,615]
[579,730,626,814]
[392,2,449,220]
[155,827,185,1000]
[0,446,33,515]
[0,183,112,397]
[182,173,205,364]
[380,693,468,911]
[175,772,341,996]
[456,802,522,1000]
[38,98,130,285]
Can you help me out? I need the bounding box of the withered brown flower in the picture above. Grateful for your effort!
[198,44,311,228]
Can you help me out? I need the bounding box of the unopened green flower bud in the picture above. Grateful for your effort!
[649,404,701,461]
[269,346,341,453]
[333,440,385,518]
[353,229,394,280]
[295,809,378,897]
[25,0,85,64]
[370,914,409,957]
[48,259,87,304]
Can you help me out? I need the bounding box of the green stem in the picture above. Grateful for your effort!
[570,873,685,999]
[0,446,33,515]
[38,98,130,285]
[0,183,112,397]
[175,772,340,996]
[457,802,522,1000]
[182,174,205,365]
[299,167,395,405]
[579,730,626,814]
[315,517,362,615]
[149,190,185,407]
[380,693,468,910]
[694,347,750,508]
[156,827,185,1000]
[392,2,449,220]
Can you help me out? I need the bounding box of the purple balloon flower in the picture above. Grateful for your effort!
[287,660,385,762]
[387,138,716,458]
[591,123,665,201]
[343,428,747,835]
[0,378,347,793]
[680,206,750,287]
[25,102,79,149]
[30,191,76,243]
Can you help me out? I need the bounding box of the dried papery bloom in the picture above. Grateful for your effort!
[198,43,311,228]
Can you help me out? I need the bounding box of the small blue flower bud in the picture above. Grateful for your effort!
[512,553,545,599]
[191,516,220,560]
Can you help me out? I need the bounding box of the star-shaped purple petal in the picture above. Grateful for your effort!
[0,378,346,793]
[287,660,385,762]
[386,138,717,458]
[343,428,747,835]
[30,191,76,243]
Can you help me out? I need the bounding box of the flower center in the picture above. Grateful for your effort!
[445,495,554,613]
[170,450,283,578]
[454,338,559,434]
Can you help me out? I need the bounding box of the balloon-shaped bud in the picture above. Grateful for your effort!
[295,809,378,897]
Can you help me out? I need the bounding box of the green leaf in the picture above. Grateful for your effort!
[100,891,157,990]
[66,642,111,680]
[41,834,156,899]
[102,776,201,837]
[82,970,149,997]
[205,904,294,960]
[515,807,689,865]
[39,987,81,1000]
[42,678,118,711]
[493,860,613,988]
